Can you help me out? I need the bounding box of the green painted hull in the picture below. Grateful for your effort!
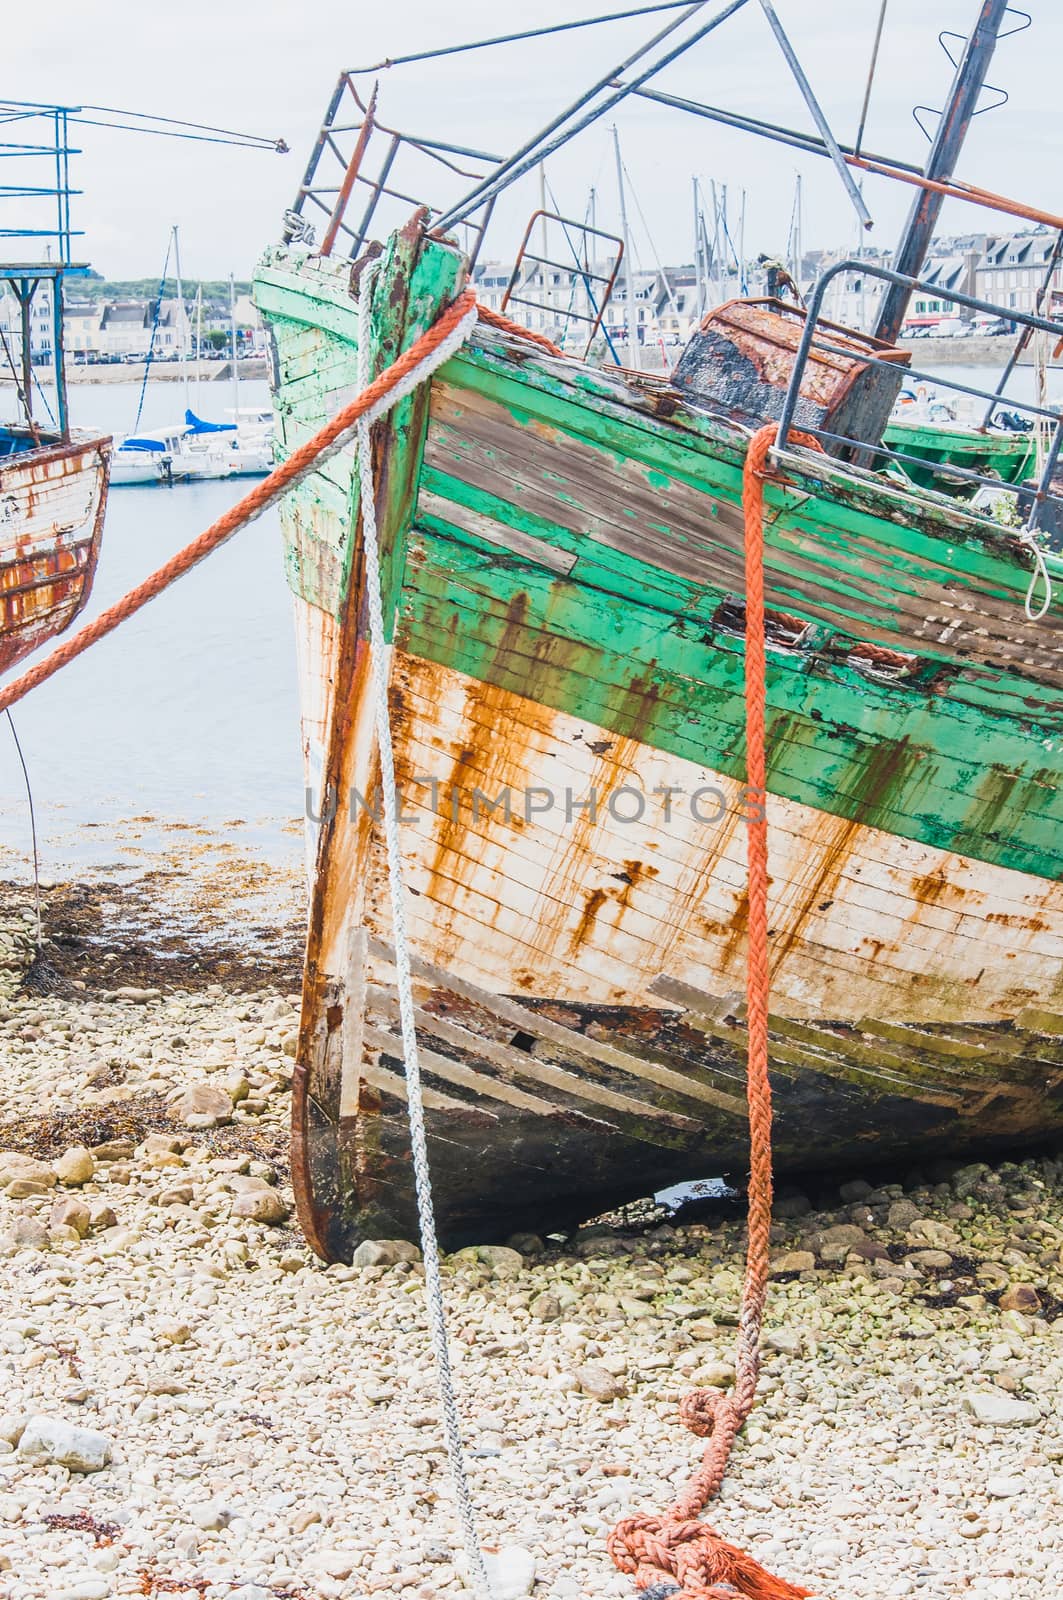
[883,415,1036,495]
[255,229,1063,1257]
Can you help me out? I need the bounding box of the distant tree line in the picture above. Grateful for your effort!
[65,276,253,303]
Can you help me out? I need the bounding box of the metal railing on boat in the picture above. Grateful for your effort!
[776,258,1063,544]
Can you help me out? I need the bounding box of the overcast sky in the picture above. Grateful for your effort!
[6,1,1061,282]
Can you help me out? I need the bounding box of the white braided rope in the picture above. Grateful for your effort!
[1017,528,1054,622]
[354,260,495,1600]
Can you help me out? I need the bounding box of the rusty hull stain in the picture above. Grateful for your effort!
[0,434,110,674]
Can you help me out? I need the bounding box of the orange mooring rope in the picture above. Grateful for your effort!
[0,285,478,721]
[609,423,821,1600]
[0,288,566,723]
[476,300,564,356]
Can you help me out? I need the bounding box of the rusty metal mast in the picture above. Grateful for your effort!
[873,0,1012,346]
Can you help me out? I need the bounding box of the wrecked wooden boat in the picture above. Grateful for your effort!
[0,137,110,672]
[256,3,1063,1258]
[0,417,109,672]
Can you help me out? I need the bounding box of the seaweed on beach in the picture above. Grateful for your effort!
[0,1089,289,1177]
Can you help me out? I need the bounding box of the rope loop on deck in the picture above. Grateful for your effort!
[609,423,822,1600]
[1017,527,1054,622]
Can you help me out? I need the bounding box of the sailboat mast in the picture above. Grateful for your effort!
[538,163,551,334]
[873,0,1009,345]
[710,179,722,302]
[719,182,728,301]
[229,273,240,422]
[612,126,639,370]
[692,177,704,320]
[172,224,189,415]
[195,287,203,411]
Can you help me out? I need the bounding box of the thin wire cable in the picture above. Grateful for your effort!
[31,369,56,428]
[785,177,800,275]
[354,261,493,1599]
[69,117,287,152]
[0,97,287,153]
[621,159,680,314]
[77,103,284,147]
[132,232,174,433]
[0,325,33,429]
[5,711,42,953]
[854,0,889,156]
[351,0,709,71]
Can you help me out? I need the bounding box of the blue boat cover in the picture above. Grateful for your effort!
[184,409,236,434]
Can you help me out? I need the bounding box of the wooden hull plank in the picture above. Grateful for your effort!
[253,234,1063,1259]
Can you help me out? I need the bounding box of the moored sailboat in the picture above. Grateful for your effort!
[112,246,273,486]
[167,278,273,481]
[110,422,190,486]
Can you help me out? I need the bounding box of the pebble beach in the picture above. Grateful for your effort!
[0,892,1060,1600]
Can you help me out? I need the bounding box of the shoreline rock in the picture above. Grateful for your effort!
[0,975,1059,1597]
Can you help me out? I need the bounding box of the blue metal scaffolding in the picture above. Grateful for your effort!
[0,99,90,437]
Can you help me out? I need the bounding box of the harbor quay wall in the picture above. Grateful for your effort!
[896,335,1062,367]
[0,359,269,389]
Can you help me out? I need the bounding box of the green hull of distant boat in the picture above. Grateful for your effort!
[884,415,1036,494]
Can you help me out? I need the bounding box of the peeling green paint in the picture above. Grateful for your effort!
[254,235,1063,885]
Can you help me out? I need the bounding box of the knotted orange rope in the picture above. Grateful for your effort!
[609,423,822,1600]
[0,286,487,720]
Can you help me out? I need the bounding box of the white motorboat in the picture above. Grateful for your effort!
[167,271,275,481]
[166,408,273,480]
[109,424,190,486]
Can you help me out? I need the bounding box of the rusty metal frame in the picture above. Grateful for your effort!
[285,74,501,264]
[435,0,749,233]
[500,210,624,357]
[777,257,1063,537]
[0,264,86,440]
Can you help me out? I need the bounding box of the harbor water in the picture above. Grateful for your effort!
[0,380,302,885]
